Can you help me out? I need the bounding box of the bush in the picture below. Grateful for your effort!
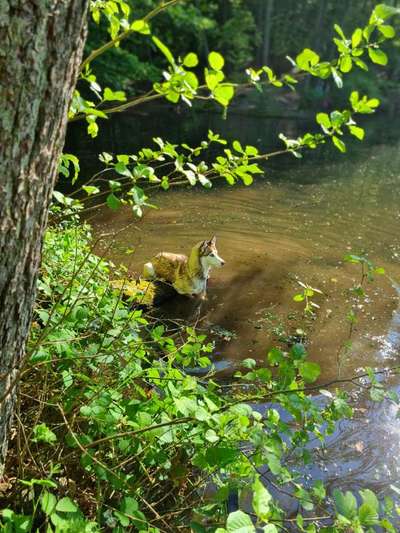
[1,220,397,531]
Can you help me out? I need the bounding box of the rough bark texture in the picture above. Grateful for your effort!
[0,0,89,475]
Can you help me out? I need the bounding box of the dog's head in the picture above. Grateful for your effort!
[199,236,225,268]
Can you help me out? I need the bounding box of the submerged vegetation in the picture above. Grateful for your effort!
[2,1,400,531]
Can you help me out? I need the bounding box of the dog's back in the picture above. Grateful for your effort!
[149,252,187,284]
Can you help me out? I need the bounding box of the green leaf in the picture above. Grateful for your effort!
[351,28,363,47]
[296,48,320,71]
[354,57,368,71]
[191,523,208,533]
[120,496,139,515]
[86,108,108,119]
[59,153,80,183]
[41,492,57,516]
[1,511,32,532]
[55,497,78,513]
[183,52,199,67]
[333,489,358,519]
[312,480,326,500]
[368,48,388,65]
[152,36,175,64]
[213,84,234,107]
[53,190,67,204]
[208,51,225,71]
[379,24,396,38]
[198,174,212,188]
[374,4,400,20]
[293,293,305,302]
[205,69,224,90]
[106,193,121,210]
[350,90,360,108]
[340,55,352,73]
[298,361,320,383]
[226,510,255,532]
[332,135,346,153]
[368,97,380,108]
[131,19,150,34]
[103,87,126,102]
[266,453,281,475]
[334,24,346,39]
[349,125,365,140]
[114,510,130,527]
[344,254,362,264]
[267,348,284,365]
[233,140,243,153]
[360,489,379,514]
[358,503,379,526]
[82,185,100,196]
[32,423,57,444]
[316,113,331,129]
[252,478,272,520]
[87,120,98,138]
[99,151,113,164]
[108,179,122,190]
[291,343,307,360]
[330,110,344,127]
[205,429,219,443]
[245,145,258,156]
[263,526,277,533]
[114,161,131,177]
[242,358,256,369]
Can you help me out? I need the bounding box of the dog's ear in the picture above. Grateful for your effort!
[209,235,217,246]
[200,240,208,253]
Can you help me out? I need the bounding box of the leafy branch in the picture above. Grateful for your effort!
[59,90,380,218]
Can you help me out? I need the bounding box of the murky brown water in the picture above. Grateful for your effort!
[91,138,400,377]
[78,110,400,513]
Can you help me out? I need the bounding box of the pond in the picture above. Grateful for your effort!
[66,106,400,515]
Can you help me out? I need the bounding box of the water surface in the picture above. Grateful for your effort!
[69,109,400,514]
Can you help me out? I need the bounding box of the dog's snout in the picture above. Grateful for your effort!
[221,260,225,266]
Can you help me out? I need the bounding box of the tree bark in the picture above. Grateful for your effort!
[0,0,89,475]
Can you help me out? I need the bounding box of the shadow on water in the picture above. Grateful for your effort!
[66,108,400,514]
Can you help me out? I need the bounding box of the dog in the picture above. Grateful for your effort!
[143,236,225,297]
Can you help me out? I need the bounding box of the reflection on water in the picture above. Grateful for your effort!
[72,110,400,512]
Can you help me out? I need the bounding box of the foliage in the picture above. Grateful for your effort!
[3,2,400,532]
[2,221,399,532]
[292,281,323,315]
[84,0,258,90]
[82,0,400,108]
[61,85,379,218]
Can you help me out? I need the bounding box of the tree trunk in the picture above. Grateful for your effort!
[0,0,89,475]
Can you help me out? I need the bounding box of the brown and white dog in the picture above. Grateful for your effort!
[143,236,225,297]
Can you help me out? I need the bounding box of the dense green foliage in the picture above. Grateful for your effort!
[84,0,258,90]
[2,222,399,532]
[84,0,400,108]
[3,1,400,531]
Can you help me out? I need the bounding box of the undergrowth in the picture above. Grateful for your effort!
[1,221,399,533]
